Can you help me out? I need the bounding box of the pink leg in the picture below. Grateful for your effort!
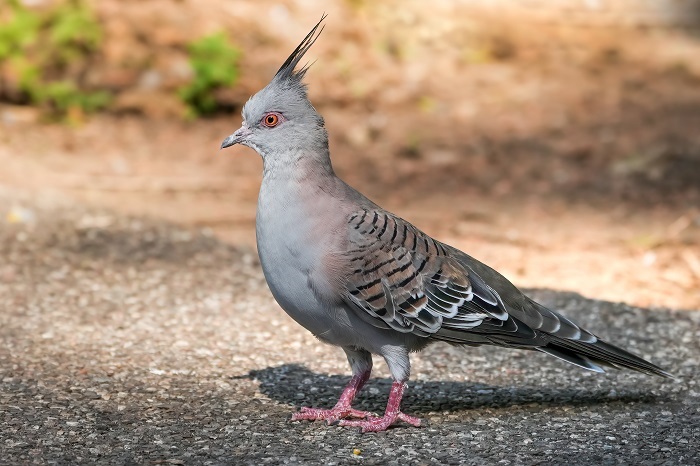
[291,370,376,424]
[338,380,421,432]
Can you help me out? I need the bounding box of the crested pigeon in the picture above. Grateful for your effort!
[220,17,671,432]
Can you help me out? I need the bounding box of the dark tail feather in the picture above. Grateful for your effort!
[538,346,605,373]
[538,337,673,378]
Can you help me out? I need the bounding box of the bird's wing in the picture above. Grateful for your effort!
[342,208,527,340]
[341,208,598,347]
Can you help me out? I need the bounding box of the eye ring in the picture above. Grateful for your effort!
[262,113,280,128]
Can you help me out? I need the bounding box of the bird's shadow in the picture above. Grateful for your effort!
[242,364,665,415]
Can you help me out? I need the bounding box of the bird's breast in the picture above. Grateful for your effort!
[255,181,346,334]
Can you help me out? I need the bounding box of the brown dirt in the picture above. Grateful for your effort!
[1,4,699,310]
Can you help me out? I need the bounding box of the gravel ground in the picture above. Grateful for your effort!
[1,191,698,465]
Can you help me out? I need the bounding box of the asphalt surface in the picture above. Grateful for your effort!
[1,192,698,465]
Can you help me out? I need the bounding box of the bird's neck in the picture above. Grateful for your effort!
[257,148,350,241]
[262,148,336,186]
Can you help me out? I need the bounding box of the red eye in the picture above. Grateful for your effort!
[262,113,280,127]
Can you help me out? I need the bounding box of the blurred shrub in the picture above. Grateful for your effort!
[0,0,110,121]
[179,32,241,118]
[0,3,242,120]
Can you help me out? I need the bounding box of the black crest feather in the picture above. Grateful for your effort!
[274,14,326,83]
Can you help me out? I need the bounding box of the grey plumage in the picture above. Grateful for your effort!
[221,17,671,432]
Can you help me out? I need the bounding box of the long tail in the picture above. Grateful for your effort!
[538,337,673,378]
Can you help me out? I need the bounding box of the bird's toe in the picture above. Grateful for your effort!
[338,411,422,432]
[291,406,377,423]
[397,412,422,427]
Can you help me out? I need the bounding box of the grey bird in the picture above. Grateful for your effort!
[221,17,671,432]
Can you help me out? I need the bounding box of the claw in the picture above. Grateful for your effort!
[398,412,422,427]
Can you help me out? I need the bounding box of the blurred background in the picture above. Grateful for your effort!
[1,0,699,309]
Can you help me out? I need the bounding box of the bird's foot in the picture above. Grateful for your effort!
[338,411,422,432]
[291,406,377,424]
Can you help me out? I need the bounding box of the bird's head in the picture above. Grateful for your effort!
[221,16,328,162]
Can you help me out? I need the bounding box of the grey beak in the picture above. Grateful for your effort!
[220,126,252,149]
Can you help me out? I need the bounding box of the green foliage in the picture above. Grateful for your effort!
[0,1,40,60]
[0,0,110,120]
[49,0,103,63]
[38,80,111,114]
[179,32,240,117]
